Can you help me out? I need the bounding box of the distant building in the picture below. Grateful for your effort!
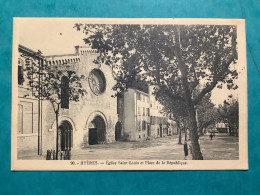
[149,87,177,137]
[119,87,150,141]
[168,119,178,135]
[216,123,228,133]
[120,84,177,141]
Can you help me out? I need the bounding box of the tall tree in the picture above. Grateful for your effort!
[197,93,219,135]
[75,24,238,160]
[21,51,86,159]
[218,98,239,136]
[158,88,188,144]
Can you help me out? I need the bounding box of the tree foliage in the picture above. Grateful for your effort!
[21,52,86,113]
[218,98,239,136]
[75,24,237,98]
[75,23,238,160]
[197,93,219,134]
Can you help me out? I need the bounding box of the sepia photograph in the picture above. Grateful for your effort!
[11,18,248,170]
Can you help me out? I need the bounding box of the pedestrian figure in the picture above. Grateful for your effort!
[210,133,213,140]
[184,141,188,160]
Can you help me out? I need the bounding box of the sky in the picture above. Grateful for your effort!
[15,18,238,105]
[16,19,86,55]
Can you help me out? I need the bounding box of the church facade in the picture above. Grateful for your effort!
[17,45,121,157]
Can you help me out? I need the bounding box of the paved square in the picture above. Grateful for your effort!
[71,134,239,160]
[18,133,239,160]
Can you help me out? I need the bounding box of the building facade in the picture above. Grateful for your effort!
[149,87,174,138]
[120,88,150,141]
[17,45,42,157]
[120,85,177,141]
[17,45,121,157]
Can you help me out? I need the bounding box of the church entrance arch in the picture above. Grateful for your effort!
[88,115,106,145]
[59,120,73,151]
[115,122,122,141]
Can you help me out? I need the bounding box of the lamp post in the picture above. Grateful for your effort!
[37,56,43,155]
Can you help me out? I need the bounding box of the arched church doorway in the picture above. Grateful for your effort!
[89,116,106,145]
[115,122,122,141]
[59,120,73,151]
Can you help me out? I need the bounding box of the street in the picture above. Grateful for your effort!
[19,133,238,160]
[71,133,239,160]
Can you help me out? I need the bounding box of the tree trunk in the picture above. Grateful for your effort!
[199,127,204,135]
[172,25,203,160]
[188,106,203,160]
[178,128,182,144]
[203,128,206,134]
[38,98,42,155]
[229,126,233,136]
[184,128,187,141]
[55,111,59,160]
[177,121,182,144]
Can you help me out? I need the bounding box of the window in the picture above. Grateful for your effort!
[137,120,141,131]
[88,69,106,95]
[117,96,122,114]
[142,121,146,130]
[18,102,34,134]
[147,108,150,116]
[147,124,151,136]
[136,92,141,100]
[138,106,140,116]
[143,107,145,116]
[18,59,24,85]
[61,76,69,109]
[18,104,23,134]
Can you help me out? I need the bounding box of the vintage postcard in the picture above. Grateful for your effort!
[11,18,248,170]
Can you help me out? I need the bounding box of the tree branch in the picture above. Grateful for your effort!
[193,52,237,106]
[171,26,193,106]
[159,89,186,104]
[193,27,237,106]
